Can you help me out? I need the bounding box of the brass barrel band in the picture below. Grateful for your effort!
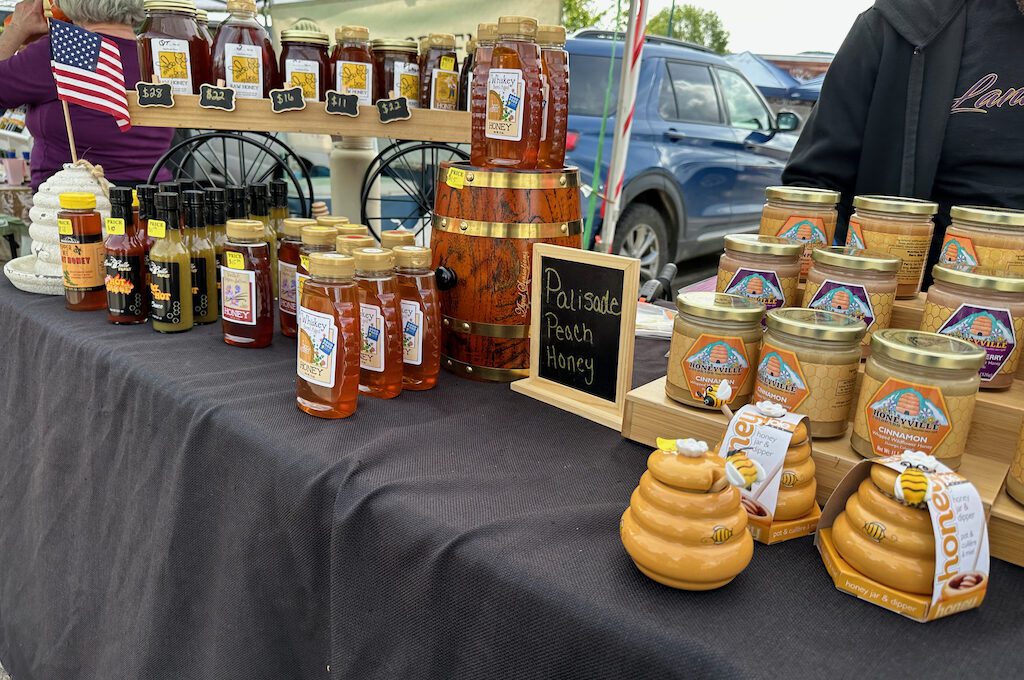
[442,355,528,382]
[442,315,531,339]
[443,163,580,190]
[432,215,582,239]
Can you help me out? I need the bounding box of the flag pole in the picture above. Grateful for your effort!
[61,100,78,163]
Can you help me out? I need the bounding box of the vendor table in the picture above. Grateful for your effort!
[0,276,1022,680]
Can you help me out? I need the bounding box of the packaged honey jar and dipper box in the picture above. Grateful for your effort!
[817,450,989,622]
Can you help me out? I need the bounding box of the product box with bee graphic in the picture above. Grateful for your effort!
[816,452,989,622]
[717,402,821,544]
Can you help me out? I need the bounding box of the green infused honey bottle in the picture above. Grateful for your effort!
[183,190,219,325]
[149,192,193,332]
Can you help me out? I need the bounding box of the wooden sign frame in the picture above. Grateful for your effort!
[511,244,639,430]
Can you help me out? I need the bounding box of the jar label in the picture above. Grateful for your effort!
[485,68,526,142]
[430,68,459,110]
[394,61,419,106]
[401,299,423,366]
[279,260,297,314]
[221,265,257,325]
[754,342,859,423]
[59,234,105,291]
[847,220,932,287]
[104,253,145,316]
[940,232,1024,273]
[723,267,787,325]
[774,215,828,277]
[360,303,385,372]
[753,344,810,411]
[297,306,338,388]
[857,376,958,458]
[805,278,877,332]
[677,333,751,405]
[190,257,210,319]
[150,38,193,95]
[285,58,321,102]
[149,260,184,324]
[931,302,1019,382]
[105,218,125,236]
[337,60,372,105]
[225,43,265,99]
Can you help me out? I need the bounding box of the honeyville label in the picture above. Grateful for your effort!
[847,220,932,286]
[773,215,828,277]
[723,267,789,328]
[931,303,1020,382]
[671,333,750,405]
[485,68,526,141]
[754,344,810,411]
[151,38,193,95]
[754,342,859,422]
[940,233,1024,274]
[805,278,876,332]
[297,306,338,388]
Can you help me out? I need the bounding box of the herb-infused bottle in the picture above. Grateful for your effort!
[248,182,278,298]
[393,245,441,390]
[104,187,148,324]
[226,184,248,221]
[149,192,194,332]
[205,187,227,310]
[270,179,289,234]
[221,219,273,347]
[353,247,404,398]
[183,190,218,325]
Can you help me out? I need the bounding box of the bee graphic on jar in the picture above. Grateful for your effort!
[724,448,766,490]
[705,525,734,545]
[863,520,887,542]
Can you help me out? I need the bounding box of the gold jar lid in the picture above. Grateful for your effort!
[871,329,986,370]
[309,252,354,278]
[336,234,376,254]
[950,205,1024,229]
[371,38,418,52]
[281,217,316,238]
[144,0,196,13]
[317,215,350,227]
[767,308,867,342]
[380,229,415,248]
[477,23,499,43]
[811,246,901,273]
[337,223,369,237]
[724,234,802,258]
[764,185,840,205]
[497,16,538,40]
[393,245,431,268]
[226,0,256,13]
[337,25,370,42]
[281,29,330,46]
[353,247,394,270]
[932,263,1024,293]
[424,33,456,49]
[301,225,336,246]
[226,219,263,239]
[676,292,764,322]
[853,195,938,216]
[59,192,96,210]
[537,25,567,45]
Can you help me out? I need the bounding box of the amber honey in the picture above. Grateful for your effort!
[58,192,107,311]
[354,247,404,398]
[393,246,441,390]
[222,219,274,347]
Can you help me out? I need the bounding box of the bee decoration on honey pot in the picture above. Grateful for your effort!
[701,379,732,409]
[863,520,887,542]
[705,525,735,545]
[893,450,938,508]
[780,469,799,488]
[724,448,767,491]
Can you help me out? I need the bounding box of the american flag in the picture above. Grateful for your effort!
[49,20,131,131]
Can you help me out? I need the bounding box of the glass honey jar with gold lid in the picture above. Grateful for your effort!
[847,195,938,298]
[279,29,330,101]
[333,25,374,106]
[758,186,840,280]
[941,205,1024,274]
[371,38,419,104]
[139,0,211,96]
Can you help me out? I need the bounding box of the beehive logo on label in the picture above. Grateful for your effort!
[754,347,809,410]
[725,268,785,309]
[938,305,1016,381]
[159,51,188,80]
[776,216,827,245]
[939,236,979,266]
[866,379,951,456]
[682,334,749,403]
[845,221,866,249]
[807,279,875,329]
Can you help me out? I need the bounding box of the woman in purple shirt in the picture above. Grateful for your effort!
[0,0,173,190]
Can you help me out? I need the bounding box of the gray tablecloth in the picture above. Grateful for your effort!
[0,276,1021,679]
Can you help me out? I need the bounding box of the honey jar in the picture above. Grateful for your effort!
[758,185,840,280]
[716,234,802,326]
[941,205,1024,274]
[847,195,938,298]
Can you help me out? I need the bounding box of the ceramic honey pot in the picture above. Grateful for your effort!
[774,419,818,521]
[831,463,935,594]
[620,438,754,591]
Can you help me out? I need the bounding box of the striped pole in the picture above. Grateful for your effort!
[601,0,649,254]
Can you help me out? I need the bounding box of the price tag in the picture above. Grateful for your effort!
[300,254,310,271]
[376,96,412,124]
[135,81,174,108]
[57,218,73,235]
[148,219,167,239]
[226,251,245,270]
[325,90,360,117]
[269,85,306,114]
[106,218,125,235]
[440,56,455,72]
[199,83,237,112]
[446,167,466,190]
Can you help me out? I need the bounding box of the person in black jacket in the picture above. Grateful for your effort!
[782,0,1024,271]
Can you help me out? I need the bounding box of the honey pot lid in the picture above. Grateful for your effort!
[380,229,415,248]
[336,234,376,254]
[853,194,938,216]
[337,223,370,237]
[724,233,803,258]
[59,192,96,210]
[650,439,726,493]
[309,252,355,278]
[353,247,395,270]
[226,219,263,239]
[337,25,370,42]
[497,16,539,40]
[766,308,867,342]
[932,263,1024,293]
[950,204,1024,229]
[281,29,330,45]
[281,217,316,238]
[676,292,764,322]
[393,245,431,268]
[144,0,196,14]
[871,329,987,370]
[764,185,840,205]
[812,245,901,272]
[370,38,418,52]
[317,215,350,227]
[477,23,499,42]
[424,33,456,49]
[301,225,336,246]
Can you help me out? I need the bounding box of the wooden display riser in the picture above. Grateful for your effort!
[621,377,1009,515]
[989,490,1024,567]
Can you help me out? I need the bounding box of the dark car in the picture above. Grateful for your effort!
[566,31,799,279]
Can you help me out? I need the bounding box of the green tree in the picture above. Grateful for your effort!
[646,5,729,54]
[561,0,608,33]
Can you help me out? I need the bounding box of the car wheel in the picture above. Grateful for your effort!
[612,203,670,281]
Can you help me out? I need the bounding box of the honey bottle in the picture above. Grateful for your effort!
[537,25,568,169]
[205,187,227,310]
[469,23,498,165]
[104,187,148,324]
[336,234,375,256]
[270,179,289,235]
[278,217,315,338]
[317,215,350,229]
[248,183,278,298]
[149,192,194,332]
[57,192,106,311]
[419,33,459,111]
[353,247,404,398]
[393,246,441,390]
[480,16,543,169]
[183,190,219,325]
[380,229,415,249]
[211,0,279,99]
[296,252,361,418]
[332,26,374,106]
[221,219,274,347]
[296,225,338,315]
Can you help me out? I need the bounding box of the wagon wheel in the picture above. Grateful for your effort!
[359,141,469,243]
[146,131,314,218]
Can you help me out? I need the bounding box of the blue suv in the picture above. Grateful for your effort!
[566,32,799,279]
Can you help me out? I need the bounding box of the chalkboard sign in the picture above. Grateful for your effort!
[326,90,360,117]
[199,84,236,112]
[511,244,639,430]
[376,96,412,124]
[269,86,306,113]
[135,82,174,108]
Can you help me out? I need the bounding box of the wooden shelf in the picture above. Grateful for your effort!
[127,93,471,143]
[990,490,1024,567]
[891,293,925,330]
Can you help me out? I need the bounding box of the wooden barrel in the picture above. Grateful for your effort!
[431,162,583,382]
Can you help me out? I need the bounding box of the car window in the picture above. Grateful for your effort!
[717,69,772,131]
[659,62,721,124]
[568,54,622,117]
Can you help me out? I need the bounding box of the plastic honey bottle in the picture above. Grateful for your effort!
[296,252,361,418]
[104,187,148,324]
[221,219,274,347]
[336,234,375,256]
[469,22,498,164]
[296,225,338,316]
[336,223,369,237]
[57,192,106,311]
[248,183,278,299]
[148,192,193,332]
[380,229,415,249]
[393,246,441,390]
[183,190,219,325]
[537,25,568,169]
[353,247,404,398]
[317,215,350,230]
[278,217,315,337]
